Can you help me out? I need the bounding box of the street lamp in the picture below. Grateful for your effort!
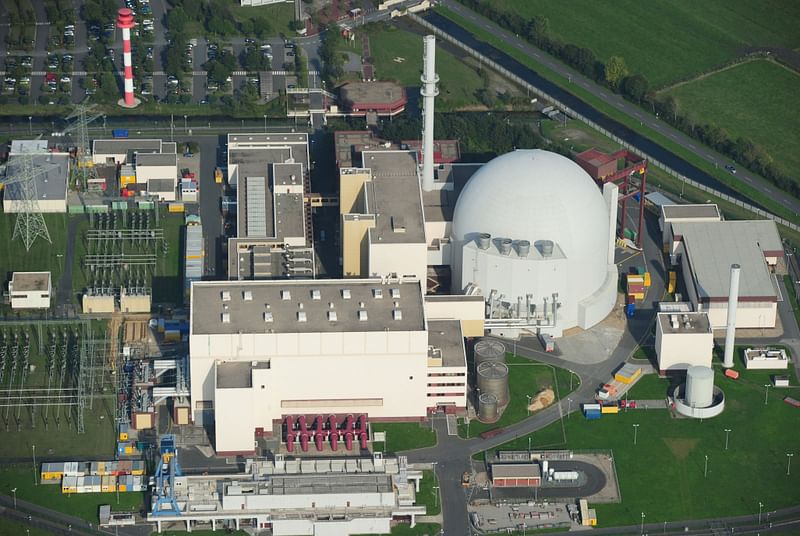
[633,423,640,445]
[640,512,645,534]
[11,487,17,509]
[567,398,572,419]
[704,454,709,478]
[528,436,532,453]
[263,114,267,133]
[764,384,771,405]
[183,114,188,133]
[758,501,763,524]
[724,428,732,451]
[28,116,32,135]
[526,395,532,416]
[787,453,794,476]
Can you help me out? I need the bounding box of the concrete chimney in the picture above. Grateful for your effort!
[603,182,619,265]
[420,35,439,192]
[722,264,740,368]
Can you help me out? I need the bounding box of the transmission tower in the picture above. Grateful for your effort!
[63,102,104,191]
[0,152,54,251]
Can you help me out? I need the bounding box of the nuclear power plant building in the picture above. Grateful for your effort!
[189,278,467,455]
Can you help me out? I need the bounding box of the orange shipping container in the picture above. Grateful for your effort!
[724,369,740,380]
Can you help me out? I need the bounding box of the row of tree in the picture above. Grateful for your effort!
[166,0,273,38]
[457,0,797,199]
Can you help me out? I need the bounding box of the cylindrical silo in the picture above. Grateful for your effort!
[478,393,498,422]
[474,339,506,367]
[477,361,510,405]
[686,366,714,408]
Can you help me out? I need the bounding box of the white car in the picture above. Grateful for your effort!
[60,75,71,83]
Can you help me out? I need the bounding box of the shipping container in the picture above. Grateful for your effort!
[724,369,740,380]
[112,129,129,138]
[625,303,635,318]
[783,396,800,408]
[601,405,619,414]
[168,202,185,213]
[62,476,78,494]
[643,272,651,287]
[584,411,601,420]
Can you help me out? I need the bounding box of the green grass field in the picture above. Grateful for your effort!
[666,60,800,177]
[492,0,800,88]
[370,422,437,452]
[0,466,143,523]
[416,469,440,516]
[229,1,296,37]
[0,518,51,536]
[437,6,800,225]
[365,24,484,110]
[624,374,673,400]
[460,355,578,438]
[490,366,800,527]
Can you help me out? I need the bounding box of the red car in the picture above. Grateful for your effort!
[619,399,637,409]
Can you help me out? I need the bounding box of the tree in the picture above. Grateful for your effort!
[254,17,273,40]
[621,74,649,103]
[166,7,189,33]
[604,56,628,91]
[209,61,232,85]
[96,71,119,103]
[294,47,307,87]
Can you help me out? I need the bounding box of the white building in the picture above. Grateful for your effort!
[148,455,426,535]
[9,272,52,309]
[655,312,713,373]
[659,204,720,247]
[226,133,314,280]
[189,278,466,455]
[450,150,618,337]
[91,139,178,200]
[666,215,783,329]
[2,152,69,213]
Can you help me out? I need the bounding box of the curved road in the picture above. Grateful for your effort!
[426,2,800,218]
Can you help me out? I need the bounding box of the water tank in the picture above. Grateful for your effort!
[477,233,492,250]
[517,240,531,257]
[474,339,506,367]
[686,366,714,408]
[477,361,510,405]
[478,393,498,422]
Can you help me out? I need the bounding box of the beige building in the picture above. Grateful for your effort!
[668,218,783,329]
[660,204,720,248]
[189,278,467,455]
[340,151,427,282]
[8,272,51,309]
[91,139,178,200]
[655,312,713,373]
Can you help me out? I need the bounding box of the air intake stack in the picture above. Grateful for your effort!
[420,35,438,192]
[722,264,740,368]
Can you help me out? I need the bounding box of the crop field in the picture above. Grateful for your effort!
[491,366,800,526]
[491,0,800,87]
[366,23,485,110]
[665,60,800,178]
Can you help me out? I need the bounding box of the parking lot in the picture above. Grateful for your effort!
[0,0,322,108]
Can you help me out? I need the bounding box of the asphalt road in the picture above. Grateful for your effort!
[431,0,800,218]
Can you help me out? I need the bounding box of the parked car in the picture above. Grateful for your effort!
[724,164,737,174]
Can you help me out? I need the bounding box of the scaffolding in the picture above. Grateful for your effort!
[0,320,109,434]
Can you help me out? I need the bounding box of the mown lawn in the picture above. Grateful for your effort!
[488,366,800,527]
[666,60,800,178]
[0,466,143,523]
[493,0,800,87]
[370,422,437,452]
[365,23,484,110]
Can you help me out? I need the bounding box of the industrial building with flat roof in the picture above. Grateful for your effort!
[91,138,178,200]
[667,214,783,329]
[338,81,407,117]
[189,278,467,455]
[8,271,52,309]
[655,312,713,372]
[148,455,427,535]
[226,133,314,280]
[2,152,70,213]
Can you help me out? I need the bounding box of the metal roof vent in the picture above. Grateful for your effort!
[311,289,321,300]
[297,311,307,322]
[358,310,368,321]
[221,313,231,323]
[221,291,231,302]
[391,288,400,298]
[537,240,554,257]
[391,215,406,233]
[499,238,513,255]
[517,240,531,257]
[281,290,291,300]
[477,233,491,250]
[328,310,338,322]
[263,312,273,322]
[392,309,402,320]
[373,288,383,299]
[342,289,351,299]
[243,291,253,301]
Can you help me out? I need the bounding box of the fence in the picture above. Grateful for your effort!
[410,13,799,233]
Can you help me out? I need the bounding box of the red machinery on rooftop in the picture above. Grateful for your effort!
[576,148,647,248]
[284,414,369,453]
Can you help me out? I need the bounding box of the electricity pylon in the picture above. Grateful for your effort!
[0,153,53,251]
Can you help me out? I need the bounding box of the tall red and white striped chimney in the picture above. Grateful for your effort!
[116,8,136,106]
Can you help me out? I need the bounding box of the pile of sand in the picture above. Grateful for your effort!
[527,388,555,412]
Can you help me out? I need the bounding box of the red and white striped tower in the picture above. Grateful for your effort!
[116,8,137,107]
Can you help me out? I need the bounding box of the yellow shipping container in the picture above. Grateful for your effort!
[118,484,127,492]
[120,175,136,187]
[643,272,651,287]
[601,405,619,414]
[168,203,185,213]
[119,432,129,441]
[629,292,644,300]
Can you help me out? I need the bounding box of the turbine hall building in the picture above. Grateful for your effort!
[189,278,467,455]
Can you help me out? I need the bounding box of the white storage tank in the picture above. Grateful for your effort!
[686,365,714,408]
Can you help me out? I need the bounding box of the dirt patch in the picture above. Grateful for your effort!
[527,388,555,412]
[663,437,698,460]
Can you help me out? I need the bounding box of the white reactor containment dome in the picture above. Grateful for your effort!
[451,149,618,336]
